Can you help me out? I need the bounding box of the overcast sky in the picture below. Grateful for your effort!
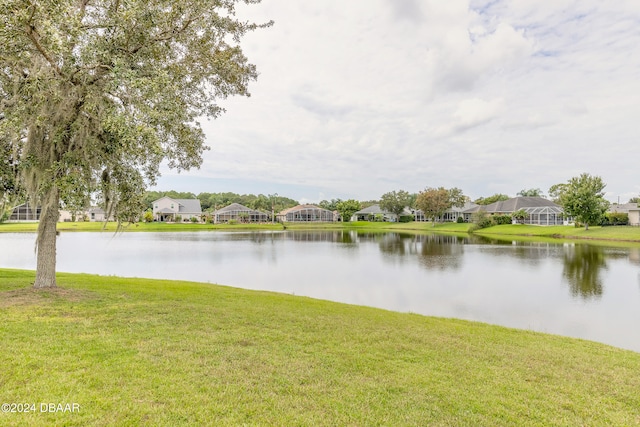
[153,0,640,204]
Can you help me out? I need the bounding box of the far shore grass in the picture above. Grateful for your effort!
[3,220,640,244]
[1,269,639,426]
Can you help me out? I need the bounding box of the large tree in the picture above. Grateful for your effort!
[416,187,466,226]
[336,199,361,222]
[379,190,412,218]
[552,173,609,230]
[0,0,270,288]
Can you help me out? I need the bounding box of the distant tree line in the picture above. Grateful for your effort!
[144,191,298,214]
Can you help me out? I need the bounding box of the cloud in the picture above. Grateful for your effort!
[153,0,640,203]
[435,97,504,136]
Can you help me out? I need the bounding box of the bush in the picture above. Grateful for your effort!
[456,216,465,223]
[470,210,493,231]
[602,212,628,226]
[190,216,199,223]
[493,214,512,225]
[398,214,414,223]
[143,210,154,223]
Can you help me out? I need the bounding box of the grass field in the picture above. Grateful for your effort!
[1,269,639,426]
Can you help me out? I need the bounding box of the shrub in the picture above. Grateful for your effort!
[143,210,154,223]
[456,216,465,223]
[602,212,628,226]
[470,210,493,231]
[398,214,414,223]
[493,214,512,225]
[190,216,199,223]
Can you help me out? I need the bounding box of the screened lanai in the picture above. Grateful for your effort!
[213,203,269,223]
[277,205,335,222]
[520,206,565,225]
[8,203,41,221]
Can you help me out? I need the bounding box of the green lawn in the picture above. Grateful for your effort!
[1,269,639,426]
[474,224,640,243]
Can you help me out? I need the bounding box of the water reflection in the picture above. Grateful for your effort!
[1,230,640,352]
[562,245,606,299]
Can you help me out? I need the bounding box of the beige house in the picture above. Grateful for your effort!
[628,208,640,226]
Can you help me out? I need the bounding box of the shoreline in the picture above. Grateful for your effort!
[2,221,640,245]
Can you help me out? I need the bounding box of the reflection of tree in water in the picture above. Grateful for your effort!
[377,233,465,271]
[562,244,607,300]
[378,233,409,257]
[417,234,464,270]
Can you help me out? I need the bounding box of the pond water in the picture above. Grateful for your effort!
[1,230,639,352]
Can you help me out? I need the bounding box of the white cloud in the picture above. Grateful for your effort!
[157,0,640,203]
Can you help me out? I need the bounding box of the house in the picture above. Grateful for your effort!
[414,201,480,222]
[87,207,108,222]
[629,208,640,226]
[213,203,269,223]
[277,204,335,222]
[610,203,640,226]
[152,197,202,222]
[8,202,41,221]
[351,204,398,222]
[464,197,565,225]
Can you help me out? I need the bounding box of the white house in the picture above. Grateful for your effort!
[152,197,202,222]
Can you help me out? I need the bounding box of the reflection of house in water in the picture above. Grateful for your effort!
[629,248,640,265]
[376,233,466,271]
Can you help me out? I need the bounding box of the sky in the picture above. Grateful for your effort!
[152,0,640,204]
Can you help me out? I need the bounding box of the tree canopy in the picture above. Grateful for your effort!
[0,0,270,287]
[379,190,412,217]
[474,193,510,205]
[551,173,609,230]
[416,187,466,225]
[335,199,361,222]
[517,188,544,198]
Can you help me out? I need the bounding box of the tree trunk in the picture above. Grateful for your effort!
[33,189,59,289]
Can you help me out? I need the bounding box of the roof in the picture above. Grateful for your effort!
[277,204,332,215]
[175,199,202,213]
[465,197,560,214]
[215,203,263,214]
[354,204,391,215]
[447,201,479,213]
[609,203,638,213]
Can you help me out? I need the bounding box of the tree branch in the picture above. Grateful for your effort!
[24,5,63,76]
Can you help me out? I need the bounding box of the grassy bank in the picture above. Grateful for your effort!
[1,269,639,426]
[474,224,640,243]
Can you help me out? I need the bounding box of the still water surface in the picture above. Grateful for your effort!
[1,230,639,352]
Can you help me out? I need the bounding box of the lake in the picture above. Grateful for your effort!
[1,230,639,352]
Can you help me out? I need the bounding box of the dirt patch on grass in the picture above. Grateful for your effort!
[0,287,97,308]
